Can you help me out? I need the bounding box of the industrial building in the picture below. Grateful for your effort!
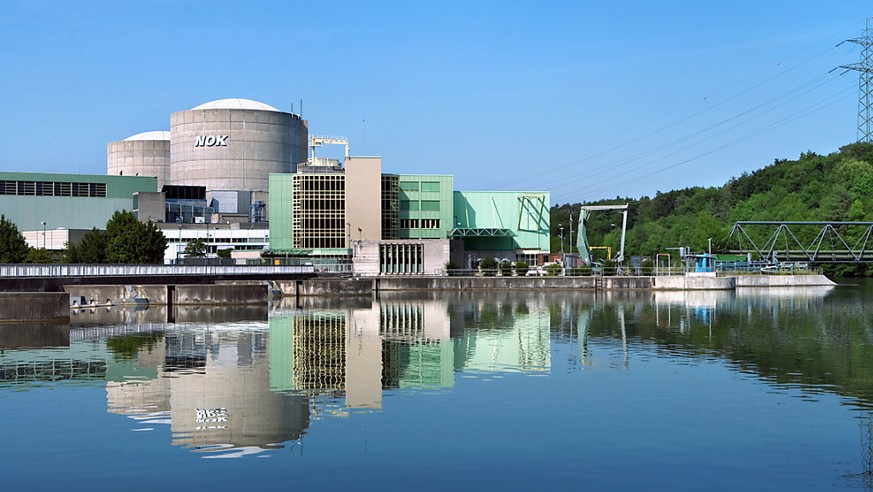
[0,172,158,249]
[267,154,550,274]
[2,97,551,268]
[105,97,308,226]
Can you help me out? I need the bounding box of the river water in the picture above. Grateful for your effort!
[3,280,873,491]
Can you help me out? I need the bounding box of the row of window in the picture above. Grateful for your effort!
[399,181,441,192]
[400,200,441,212]
[0,180,107,197]
[399,219,441,229]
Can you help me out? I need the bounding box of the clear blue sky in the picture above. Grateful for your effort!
[0,1,870,205]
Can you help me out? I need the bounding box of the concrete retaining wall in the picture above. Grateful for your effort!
[733,274,836,287]
[299,278,373,296]
[603,276,654,290]
[0,293,70,322]
[376,276,597,291]
[173,284,269,305]
[64,285,168,306]
[653,276,735,290]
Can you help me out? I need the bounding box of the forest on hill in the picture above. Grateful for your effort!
[550,142,873,276]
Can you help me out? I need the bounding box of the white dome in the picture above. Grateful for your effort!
[191,98,281,112]
[124,130,171,141]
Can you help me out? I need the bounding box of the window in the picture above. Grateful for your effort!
[421,181,440,192]
[400,181,420,191]
[420,200,440,212]
[421,219,440,229]
[400,200,419,211]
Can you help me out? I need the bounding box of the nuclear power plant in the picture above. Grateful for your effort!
[106,131,171,189]
[169,99,308,192]
[107,98,308,194]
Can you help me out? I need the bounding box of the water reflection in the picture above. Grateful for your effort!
[4,283,873,473]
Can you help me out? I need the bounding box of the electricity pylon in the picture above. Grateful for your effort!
[834,18,873,143]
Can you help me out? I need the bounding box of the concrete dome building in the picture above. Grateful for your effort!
[169,98,308,192]
[107,130,172,189]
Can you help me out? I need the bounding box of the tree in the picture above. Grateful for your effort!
[0,215,28,263]
[65,228,107,263]
[104,211,168,264]
[24,248,52,264]
[183,238,207,257]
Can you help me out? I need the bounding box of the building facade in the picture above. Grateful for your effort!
[0,171,157,238]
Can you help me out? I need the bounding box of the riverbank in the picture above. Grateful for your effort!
[0,274,837,322]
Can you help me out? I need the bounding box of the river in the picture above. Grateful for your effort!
[2,279,873,491]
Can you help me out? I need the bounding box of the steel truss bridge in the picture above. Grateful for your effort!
[727,221,873,263]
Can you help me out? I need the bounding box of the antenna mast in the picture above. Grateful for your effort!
[835,18,873,143]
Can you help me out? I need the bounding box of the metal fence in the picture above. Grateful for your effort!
[0,264,318,278]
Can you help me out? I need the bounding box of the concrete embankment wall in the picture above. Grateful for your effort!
[603,276,654,290]
[64,284,270,306]
[0,293,69,323]
[173,284,269,305]
[376,276,596,291]
[733,274,836,287]
[64,285,169,306]
[653,276,736,290]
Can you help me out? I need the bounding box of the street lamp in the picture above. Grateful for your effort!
[177,222,182,263]
[559,224,565,275]
[41,221,46,249]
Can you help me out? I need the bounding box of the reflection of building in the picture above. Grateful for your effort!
[453,301,551,373]
[269,300,455,411]
[106,326,310,454]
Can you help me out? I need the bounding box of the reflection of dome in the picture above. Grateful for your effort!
[123,130,171,141]
[191,98,280,112]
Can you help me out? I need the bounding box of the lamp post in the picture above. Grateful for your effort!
[41,221,46,249]
[559,224,565,275]
[177,223,182,263]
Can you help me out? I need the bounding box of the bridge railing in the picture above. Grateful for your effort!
[0,264,318,278]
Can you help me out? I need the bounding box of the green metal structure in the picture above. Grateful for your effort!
[451,191,550,252]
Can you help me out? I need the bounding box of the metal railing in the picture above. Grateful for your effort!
[0,264,317,278]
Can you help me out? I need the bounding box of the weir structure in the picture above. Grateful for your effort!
[727,221,873,263]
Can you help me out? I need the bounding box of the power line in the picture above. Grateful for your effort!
[538,73,837,195]
[488,22,860,191]
[832,18,873,142]
[565,87,855,200]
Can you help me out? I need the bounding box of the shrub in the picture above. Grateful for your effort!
[545,263,563,276]
[479,256,498,277]
[515,260,529,276]
[444,260,459,276]
[500,259,513,276]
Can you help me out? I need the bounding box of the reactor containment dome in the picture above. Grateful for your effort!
[170,98,307,192]
[107,130,172,189]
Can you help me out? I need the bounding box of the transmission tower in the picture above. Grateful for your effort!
[835,18,873,143]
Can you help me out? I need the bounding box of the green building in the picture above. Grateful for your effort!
[452,191,550,266]
[267,159,551,271]
[397,175,454,240]
[0,172,157,231]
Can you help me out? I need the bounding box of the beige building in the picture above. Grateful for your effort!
[270,156,386,254]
